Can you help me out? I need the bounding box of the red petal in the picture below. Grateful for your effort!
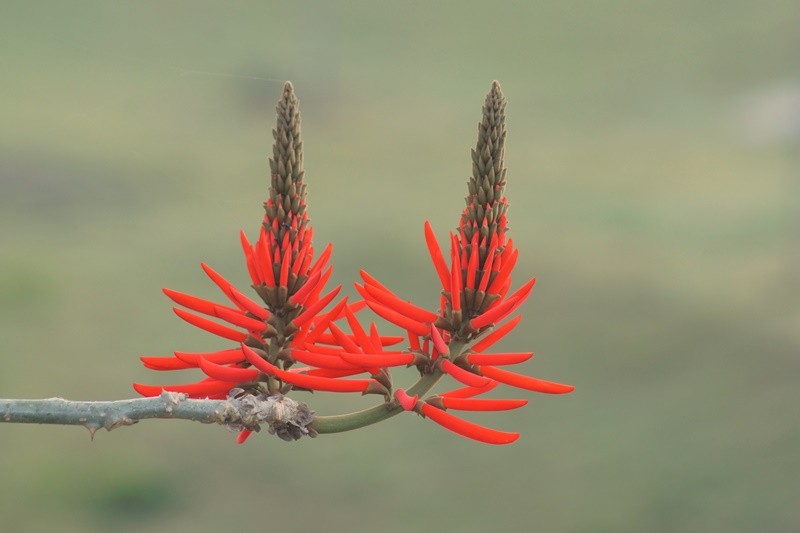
[487,248,518,295]
[338,351,414,367]
[255,228,276,287]
[359,269,391,293]
[242,345,374,393]
[239,230,261,285]
[199,262,248,310]
[408,332,421,351]
[479,365,575,394]
[291,349,361,370]
[469,278,535,329]
[430,324,449,356]
[174,349,245,365]
[343,305,378,353]
[305,367,367,378]
[477,234,499,292]
[360,282,438,324]
[132,379,235,398]
[288,269,322,305]
[293,286,343,326]
[140,356,195,370]
[237,429,253,444]
[440,381,499,398]
[163,288,225,316]
[470,315,522,353]
[198,358,260,382]
[213,305,267,333]
[439,397,528,411]
[228,285,269,320]
[173,307,247,342]
[424,221,451,291]
[450,234,462,312]
[364,300,429,336]
[302,298,349,345]
[420,403,519,445]
[327,321,361,353]
[441,359,492,388]
[279,245,291,287]
[466,239,479,290]
[308,242,333,277]
[466,352,533,365]
[368,323,383,352]
[292,237,312,276]
[395,389,418,411]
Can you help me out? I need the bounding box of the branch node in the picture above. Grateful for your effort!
[226,390,315,441]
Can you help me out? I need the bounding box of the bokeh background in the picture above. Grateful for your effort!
[1,2,798,531]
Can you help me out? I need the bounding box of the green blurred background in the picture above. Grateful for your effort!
[1,1,798,531]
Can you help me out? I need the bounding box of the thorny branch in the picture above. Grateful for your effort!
[0,391,316,441]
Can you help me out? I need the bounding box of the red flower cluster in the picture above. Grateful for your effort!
[135,83,404,442]
[360,82,573,444]
[135,81,573,445]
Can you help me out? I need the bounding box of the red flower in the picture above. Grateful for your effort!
[134,83,401,441]
[360,81,573,444]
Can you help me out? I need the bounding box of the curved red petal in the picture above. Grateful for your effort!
[364,300,429,336]
[140,356,195,370]
[441,359,493,388]
[288,269,322,305]
[291,349,361,370]
[469,278,535,330]
[293,286,342,326]
[213,305,267,333]
[228,285,269,320]
[163,288,225,316]
[470,315,522,353]
[173,349,245,365]
[420,403,519,445]
[173,307,247,342]
[361,283,439,324]
[200,263,246,310]
[242,344,373,393]
[338,351,414,367]
[466,352,533,365]
[479,365,575,394]
[440,397,528,411]
[424,221,451,291]
[395,389,418,411]
[132,379,235,398]
[198,358,260,382]
[430,324,449,356]
[440,381,499,398]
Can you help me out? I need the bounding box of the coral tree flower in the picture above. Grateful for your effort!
[362,81,574,444]
[134,83,401,441]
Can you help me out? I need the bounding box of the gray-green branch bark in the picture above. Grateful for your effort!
[0,392,316,441]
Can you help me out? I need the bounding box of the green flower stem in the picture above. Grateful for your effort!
[311,337,470,434]
[311,368,444,434]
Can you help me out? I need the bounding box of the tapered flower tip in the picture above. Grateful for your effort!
[284,80,294,92]
[420,402,519,445]
[394,389,418,411]
[237,429,254,444]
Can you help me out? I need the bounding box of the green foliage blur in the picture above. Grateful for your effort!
[1,1,798,531]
